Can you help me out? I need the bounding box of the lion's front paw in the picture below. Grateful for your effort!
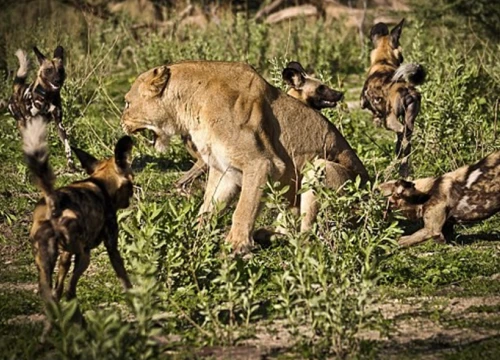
[226,228,254,255]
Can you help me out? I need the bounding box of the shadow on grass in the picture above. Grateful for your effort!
[455,232,500,245]
[382,334,500,360]
[397,219,500,246]
[132,154,195,173]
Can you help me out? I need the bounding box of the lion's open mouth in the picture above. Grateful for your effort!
[130,126,170,153]
[136,128,157,146]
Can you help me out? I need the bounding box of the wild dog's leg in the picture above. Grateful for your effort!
[385,111,404,156]
[103,217,132,290]
[54,251,72,301]
[398,92,420,178]
[199,166,240,215]
[32,226,58,343]
[399,203,447,247]
[226,159,274,253]
[441,221,455,243]
[52,106,75,170]
[32,226,58,304]
[300,160,352,232]
[175,159,207,190]
[66,250,90,300]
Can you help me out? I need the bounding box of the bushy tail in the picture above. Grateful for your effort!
[14,49,29,84]
[22,116,56,213]
[392,63,426,85]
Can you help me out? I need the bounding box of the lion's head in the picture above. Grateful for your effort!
[121,65,174,152]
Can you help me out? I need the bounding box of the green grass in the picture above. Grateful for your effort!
[1,2,500,359]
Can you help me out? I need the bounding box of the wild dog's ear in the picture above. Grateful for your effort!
[72,147,99,175]
[282,65,305,90]
[390,19,405,48]
[33,46,47,65]
[370,22,389,44]
[53,46,64,61]
[114,136,134,170]
[395,178,414,195]
[286,61,307,75]
[146,65,170,97]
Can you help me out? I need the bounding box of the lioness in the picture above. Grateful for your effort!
[379,151,500,247]
[121,61,368,252]
[175,60,344,191]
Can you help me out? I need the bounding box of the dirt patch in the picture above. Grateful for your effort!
[0,282,37,293]
[238,296,500,358]
[7,313,45,325]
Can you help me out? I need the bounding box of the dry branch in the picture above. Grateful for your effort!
[255,0,287,21]
[265,4,318,24]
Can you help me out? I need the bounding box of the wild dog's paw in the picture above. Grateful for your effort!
[397,236,416,247]
[253,228,282,249]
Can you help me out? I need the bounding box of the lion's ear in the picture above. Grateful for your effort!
[147,66,170,96]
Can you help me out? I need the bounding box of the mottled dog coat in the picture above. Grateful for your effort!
[361,19,425,177]
[23,116,134,340]
[380,151,500,247]
[9,46,74,168]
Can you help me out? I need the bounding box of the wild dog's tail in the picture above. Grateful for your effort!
[14,49,29,84]
[392,63,426,85]
[22,116,56,213]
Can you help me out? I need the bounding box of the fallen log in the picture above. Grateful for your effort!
[265,4,318,24]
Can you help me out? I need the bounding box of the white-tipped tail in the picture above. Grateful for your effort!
[392,63,426,85]
[15,49,29,79]
[22,116,55,210]
[22,116,48,157]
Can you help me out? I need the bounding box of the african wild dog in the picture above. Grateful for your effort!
[9,46,74,169]
[174,61,344,191]
[360,19,425,178]
[23,116,134,340]
[379,151,500,247]
[121,61,368,253]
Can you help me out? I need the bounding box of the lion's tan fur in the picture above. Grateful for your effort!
[122,61,368,252]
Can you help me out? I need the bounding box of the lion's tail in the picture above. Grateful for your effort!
[392,63,426,86]
[22,116,56,214]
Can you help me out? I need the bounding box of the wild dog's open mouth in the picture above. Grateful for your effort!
[316,92,343,109]
[47,80,62,91]
[319,100,338,108]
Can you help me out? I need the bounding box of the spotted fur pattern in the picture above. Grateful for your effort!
[8,46,74,169]
[360,19,425,178]
[379,151,500,247]
[24,117,135,341]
